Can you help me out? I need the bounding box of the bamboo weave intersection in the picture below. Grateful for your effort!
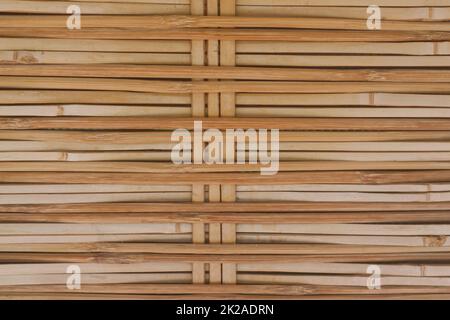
[0,0,449,300]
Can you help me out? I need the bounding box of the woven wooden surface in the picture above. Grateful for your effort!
[0,0,450,300]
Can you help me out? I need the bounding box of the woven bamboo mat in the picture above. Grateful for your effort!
[0,0,449,300]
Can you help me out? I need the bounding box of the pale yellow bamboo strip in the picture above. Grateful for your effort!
[208,184,222,284]
[0,192,191,204]
[0,262,192,275]
[276,142,450,152]
[1,28,448,42]
[0,273,192,286]
[220,0,237,286]
[25,0,189,3]
[237,184,431,193]
[0,38,191,52]
[237,54,450,67]
[238,274,450,287]
[238,234,449,247]
[0,90,190,105]
[237,0,450,6]
[0,51,190,65]
[0,105,190,117]
[0,151,171,162]
[237,107,450,118]
[0,0,190,14]
[3,15,450,31]
[237,224,450,236]
[0,130,175,144]
[0,223,192,235]
[207,0,220,118]
[237,262,448,277]
[236,41,440,55]
[0,234,191,244]
[191,1,206,285]
[0,141,175,151]
[0,184,191,194]
[237,6,447,20]
[237,93,450,107]
[277,152,450,162]
[236,191,446,203]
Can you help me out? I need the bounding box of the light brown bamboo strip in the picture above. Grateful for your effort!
[238,184,434,192]
[1,28,448,42]
[0,141,175,151]
[237,224,450,236]
[237,54,450,67]
[0,151,171,162]
[0,38,191,52]
[0,1,190,14]
[237,0,450,6]
[3,210,450,224]
[237,263,450,277]
[0,273,192,286]
[1,243,450,254]
[237,107,450,118]
[236,191,446,203]
[3,201,450,214]
[237,6,450,21]
[3,15,450,31]
[0,262,192,275]
[0,130,176,144]
[3,117,450,131]
[0,192,191,204]
[0,283,442,298]
[0,234,191,244]
[0,90,190,105]
[5,161,450,173]
[237,234,449,247]
[238,274,450,287]
[237,93,450,107]
[236,41,443,55]
[3,65,450,82]
[2,130,450,144]
[0,223,191,235]
[0,51,190,65]
[1,77,449,94]
[0,184,191,194]
[277,152,450,162]
[0,105,190,117]
[2,251,450,265]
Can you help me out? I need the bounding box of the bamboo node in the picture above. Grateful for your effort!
[423,235,447,247]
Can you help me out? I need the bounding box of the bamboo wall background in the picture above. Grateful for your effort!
[0,0,449,300]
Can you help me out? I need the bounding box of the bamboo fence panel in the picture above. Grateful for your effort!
[0,0,450,300]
